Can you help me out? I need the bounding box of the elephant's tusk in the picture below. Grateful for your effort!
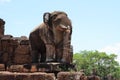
[60,24,70,30]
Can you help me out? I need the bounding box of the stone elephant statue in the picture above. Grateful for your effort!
[29,11,73,63]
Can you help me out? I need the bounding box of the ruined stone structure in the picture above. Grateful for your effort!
[0,18,5,38]
[0,11,74,71]
[0,13,75,80]
[0,18,31,70]
[0,12,101,80]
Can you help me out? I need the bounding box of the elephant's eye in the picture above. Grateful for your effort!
[54,18,61,25]
[56,18,61,22]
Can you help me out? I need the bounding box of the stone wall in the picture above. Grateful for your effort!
[0,71,85,80]
[0,71,55,80]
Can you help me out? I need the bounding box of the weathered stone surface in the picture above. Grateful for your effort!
[0,18,5,38]
[14,45,30,55]
[8,65,24,72]
[30,65,37,72]
[57,72,84,80]
[31,73,46,80]
[14,54,31,64]
[0,71,56,80]
[15,73,31,80]
[0,71,14,80]
[0,64,5,71]
[57,72,75,80]
[1,52,9,63]
[45,73,55,80]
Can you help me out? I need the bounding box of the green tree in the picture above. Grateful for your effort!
[73,50,120,79]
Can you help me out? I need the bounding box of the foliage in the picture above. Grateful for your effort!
[73,50,120,79]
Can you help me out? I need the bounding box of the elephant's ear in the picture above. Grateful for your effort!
[43,12,51,25]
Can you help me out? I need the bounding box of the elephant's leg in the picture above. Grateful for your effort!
[56,48,63,62]
[45,44,55,62]
[69,45,73,63]
[61,45,73,63]
[61,49,69,63]
[29,33,40,63]
[40,52,46,62]
[39,42,46,62]
[31,50,39,63]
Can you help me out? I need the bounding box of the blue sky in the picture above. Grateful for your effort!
[0,0,120,62]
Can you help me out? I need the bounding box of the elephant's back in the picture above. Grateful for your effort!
[30,23,46,34]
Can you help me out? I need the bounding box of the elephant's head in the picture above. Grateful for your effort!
[0,18,5,37]
[43,11,72,34]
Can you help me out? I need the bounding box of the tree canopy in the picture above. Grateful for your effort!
[73,50,120,79]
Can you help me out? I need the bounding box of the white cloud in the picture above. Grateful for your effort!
[99,43,120,54]
[98,43,120,64]
[0,0,11,3]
